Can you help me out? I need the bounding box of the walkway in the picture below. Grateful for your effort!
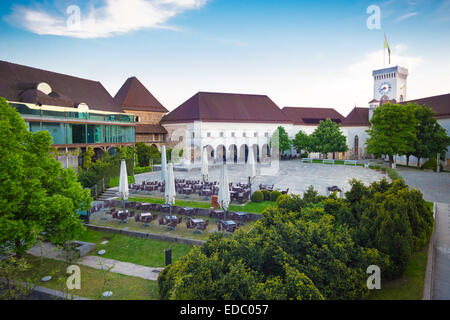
[433,203,450,300]
[396,167,450,203]
[27,243,163,281]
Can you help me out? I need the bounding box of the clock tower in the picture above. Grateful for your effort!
[369,66,409,120]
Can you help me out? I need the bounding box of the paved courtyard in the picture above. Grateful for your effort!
[136,160,388,196]
[396,167,450,204]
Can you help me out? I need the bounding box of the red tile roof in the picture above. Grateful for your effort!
[341,107,370,126]
[403,93,450,119]
[135,124,168,134]
[282,107,345,125]
[0,60,121,113]
[161,92,292,124]
[114,77,168,113]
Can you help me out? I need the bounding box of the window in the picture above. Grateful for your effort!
[192,132,195,138]
[220,132,224,138]
[243,132,247,137]
[231,132,235,137]
[254,132,258,137]
[207,132,211,138]
[265,132,269,138]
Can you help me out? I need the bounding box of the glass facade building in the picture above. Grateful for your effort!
[15,103,135,146]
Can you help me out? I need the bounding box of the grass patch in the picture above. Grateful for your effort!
[127,196,274,214]
[76,229,192,268]
[109,176,135,188]
[368,245,428,300]
[22,254,158,300]
[310,159,365,167]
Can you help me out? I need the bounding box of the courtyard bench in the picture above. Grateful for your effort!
[323,159,335,165]
[344,160,358,166]
[302,158,313,163]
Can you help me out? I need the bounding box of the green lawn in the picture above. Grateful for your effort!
[76,229,192,268]
[310,159,365,167]
[368,245,429,300]
[109,176,136,188]
[23,254,158,300]
[127,196,275,214]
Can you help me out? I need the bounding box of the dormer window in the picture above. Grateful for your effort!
[37,82,52,95]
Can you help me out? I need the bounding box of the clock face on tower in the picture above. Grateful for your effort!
[378,82,392,95]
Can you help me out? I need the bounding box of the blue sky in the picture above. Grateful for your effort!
[1,0,449,115]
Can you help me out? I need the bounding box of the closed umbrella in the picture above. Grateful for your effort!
[161,145,167,183]
[165,163,176,217]
[218,164,231,220]
[201,147,209,182]
[118,159,129,212]
[247,149,256,180]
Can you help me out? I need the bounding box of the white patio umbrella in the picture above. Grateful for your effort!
[218,164,231,220]
[201,147,209,182]
[161,145,167,183]
[247,149,257,194]
[165,163,176,216]
[118,159,129,212]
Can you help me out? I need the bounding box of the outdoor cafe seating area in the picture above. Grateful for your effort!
[93,200,253,234]
[131,179,252,204]
[258,184,289,195]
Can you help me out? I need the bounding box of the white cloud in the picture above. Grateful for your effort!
[396,12,418,22]
[8,0,208,39]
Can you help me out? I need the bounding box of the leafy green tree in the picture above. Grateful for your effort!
[83,147,95,170]
[273,126,292,154]
[405,103,450,167]
[366,103,418,167]
[135,143,152,167]
[292,130,311,154]
[0,98,91,255]
[309,119,348,158]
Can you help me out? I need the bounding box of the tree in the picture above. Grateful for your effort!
[366,103,417,167]
[83,147,95,170]
[273,126,292,154]
[309,119,348,158]
[0,98,91,255]
[405,103,450,167]
[135,143,152,167]
[292,130,311,154]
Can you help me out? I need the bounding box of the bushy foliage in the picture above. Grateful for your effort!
[270,190,282,202]
[134,166,152,174]
[78,147,134,188]
[261,190,271,201]
[421,158,444,172]
[309,119,348,156]
[159,175,434,300]
[251,191,264,203]
[343,178,434,278]
[159,209,384,300]
[0,98,91,255]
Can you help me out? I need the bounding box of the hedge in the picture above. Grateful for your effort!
[270,190,282,202]
[251,191,264,203]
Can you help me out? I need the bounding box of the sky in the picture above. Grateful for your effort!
[0,0,449,116]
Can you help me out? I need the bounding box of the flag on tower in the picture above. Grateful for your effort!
[384,33,391,64]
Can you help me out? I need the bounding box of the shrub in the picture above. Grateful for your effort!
[261,190,271,201]
[421,158,444,172]
[270,190,282,202]
[300,153,309,159]
[276,194,305,213]
[251,191,264,203]
[135,166,152,174]
[385,168,404,182]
